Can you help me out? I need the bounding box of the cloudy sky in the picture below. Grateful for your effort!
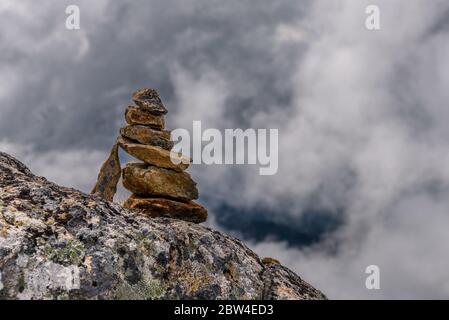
[1,0,449,299]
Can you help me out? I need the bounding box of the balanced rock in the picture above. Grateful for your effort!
[91,142,121,201]
[124,195,208,223]
[122,162,199,201]
[92,87,207,225]
[118,137,189,172]
[125,106,165,129]
[120,125,173,151]
[132,88,168,115]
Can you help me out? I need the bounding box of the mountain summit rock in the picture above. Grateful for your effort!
[0,151,326,300]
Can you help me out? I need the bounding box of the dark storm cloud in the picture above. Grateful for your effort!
[0,0,307,151]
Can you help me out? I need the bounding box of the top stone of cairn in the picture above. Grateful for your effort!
[132,87,168,115]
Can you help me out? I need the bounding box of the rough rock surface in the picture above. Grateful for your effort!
[132,88,168,115]
[125,106,165,129]
[91,142,121,201]
[118,137,189,172]
[122,162,198,201]
[124,195,208,223]
[120,125,173,151]
[0,151,326,300]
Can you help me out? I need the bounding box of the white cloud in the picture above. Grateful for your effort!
[248,0,449,299]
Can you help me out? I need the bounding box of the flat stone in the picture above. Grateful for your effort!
[132,88,168,115]
[125,106,165,129]
[120,125,173,151]
[122,162,199,201]
[124,195,208,223]
[261,257,281,265]
[91,142,121,201]
[118,137,189,172]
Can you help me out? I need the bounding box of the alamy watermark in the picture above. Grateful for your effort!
[65,5,80,30]
[65,4,380,31]
[62,3,380,174]
[170,121,279,176]
[365,5,380,30]
[365,265,381,290]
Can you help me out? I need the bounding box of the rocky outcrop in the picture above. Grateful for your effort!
[0,151,326,300]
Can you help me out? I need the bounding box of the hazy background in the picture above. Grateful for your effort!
[1,0,449,299]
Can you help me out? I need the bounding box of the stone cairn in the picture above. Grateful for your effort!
[91,87,207,223]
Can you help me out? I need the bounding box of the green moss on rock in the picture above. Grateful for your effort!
[44,240,86,265]
[114,279,165,300]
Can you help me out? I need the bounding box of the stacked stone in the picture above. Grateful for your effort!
[119,88,207,223]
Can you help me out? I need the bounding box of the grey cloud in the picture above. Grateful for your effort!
[0,0,302,150]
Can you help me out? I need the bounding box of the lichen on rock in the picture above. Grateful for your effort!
[0,151,326,300]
